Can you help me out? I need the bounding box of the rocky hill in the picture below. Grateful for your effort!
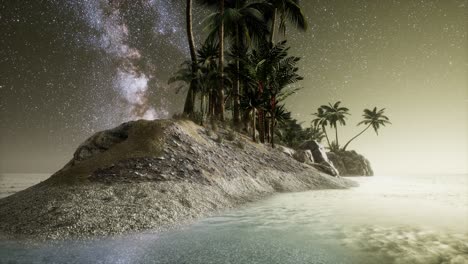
[0,119,355,240]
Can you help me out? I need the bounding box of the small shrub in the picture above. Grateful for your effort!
[235,140,245,149]
[191,112,205,125]
[215,133,224,144]
[328,141,341,152]
[210,118,218,132]
[226,130,237,141]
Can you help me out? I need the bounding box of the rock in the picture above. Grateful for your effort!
[298,140,339,177]
[277,145,296,157]
[327,150,374,176]
[74,123,131,162]
[293,149,314,164]
[299,140,327,163]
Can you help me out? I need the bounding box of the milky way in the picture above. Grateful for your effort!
[74,0,191,123]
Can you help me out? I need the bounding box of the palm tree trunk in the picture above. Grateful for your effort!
[271,122,276,147]
[270,8,277,43]
[252,108,257,142]
[209,92,215,117]
[233,25,241,128]
[183,0,197,115]
[200,93,205,125]
[271,114,276,148]
[217,0,225,121]
[342,124,371,151]
[335,126,339,146]
[270,95,276,147]
[183,88,195,115]
[259,109,265,143]
[322,125,331,148]
[186,0,197,66]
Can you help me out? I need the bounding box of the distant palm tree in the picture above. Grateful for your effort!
[312,107,331,148]
[342,107,391,151]
[320,101,349,148]
[264,0,308,43]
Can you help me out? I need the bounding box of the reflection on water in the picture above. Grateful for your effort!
[0,174,467,264]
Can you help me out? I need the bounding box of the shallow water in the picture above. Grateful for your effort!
[0,174,467,264]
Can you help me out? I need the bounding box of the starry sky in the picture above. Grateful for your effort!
[0,0,466,174]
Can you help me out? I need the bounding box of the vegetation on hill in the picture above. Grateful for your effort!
[172,0,390,151]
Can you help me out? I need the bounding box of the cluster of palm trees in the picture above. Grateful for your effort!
[312,102,391,152]
[171,0,308,146]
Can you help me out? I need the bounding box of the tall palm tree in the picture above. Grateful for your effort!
[196,40,221,117]
[342,107,391,151]
[312,107,331,148]
[217,0,225,121]
[183,0,197,115]
[169,40,220,122]
[197,0,226,121]
[205,0,268,126]
[320,101,349,147]
[264,0,308,43]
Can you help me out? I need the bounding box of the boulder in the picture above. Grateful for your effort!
[293,149,314,164]
[298,140,339,177]
[74,122,131,162]
[277,145,296,158]
[327,150,374,176]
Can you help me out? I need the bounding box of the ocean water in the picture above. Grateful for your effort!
[0,174,50,199]
[0,174,467,264]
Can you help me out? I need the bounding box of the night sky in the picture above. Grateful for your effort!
[0,0,466,174]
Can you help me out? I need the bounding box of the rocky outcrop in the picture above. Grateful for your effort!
[0,119,354,240]
[298,141,340,177]
[327,150,374,176]
[293,149,314,164]
[277,145,295,158]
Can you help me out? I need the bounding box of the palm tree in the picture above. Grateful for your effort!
[169,40,221,123]
[197,0,226,121]
[182,0,197,116]
[320,101,349,148]
[205,0,269,126]
[264,0,308,43]
[217,0,225,121]
[266,42,302,147]
[270,103,292,146]
[342,107,391,151]
[312,107,331,148]
[196,40,222,118]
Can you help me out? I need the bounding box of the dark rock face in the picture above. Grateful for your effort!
[327,150,374,176]
[298,140,339,176]
[293,149,314,164]
[74,122,131,162]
